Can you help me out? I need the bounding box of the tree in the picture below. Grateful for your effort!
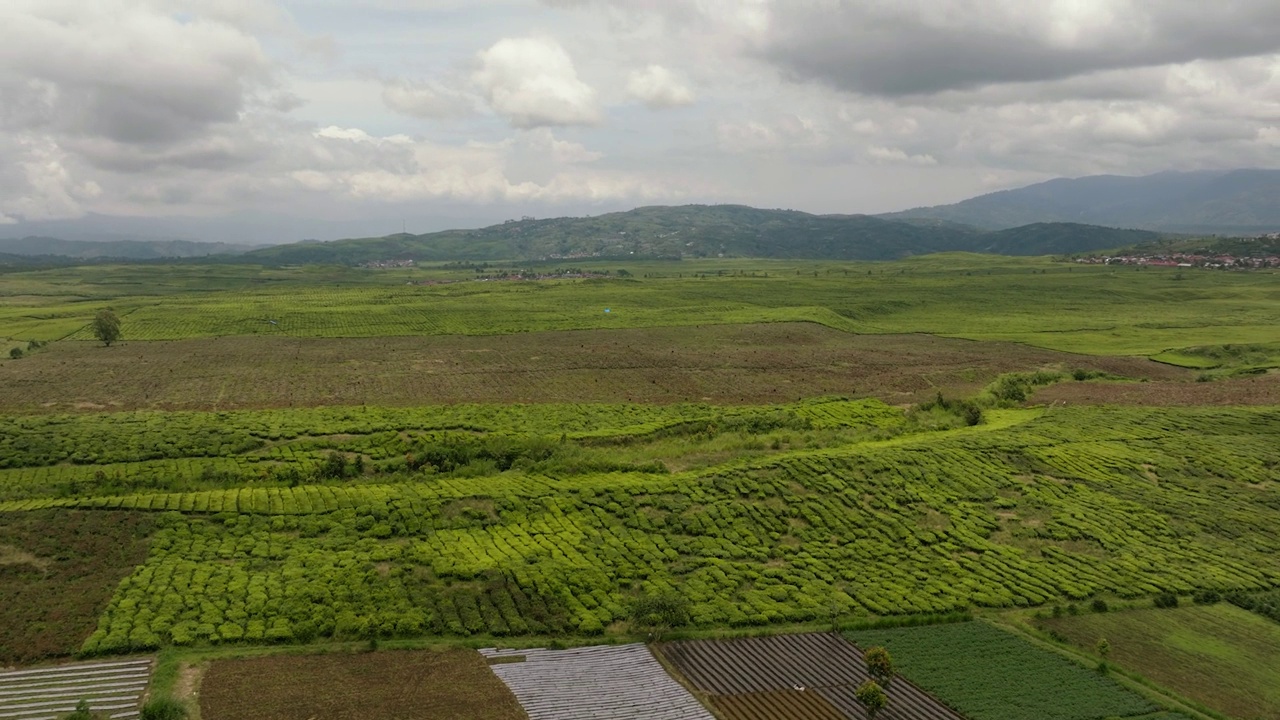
[854,679,887,719]
[91,309,122,346]
[864,646,894,687]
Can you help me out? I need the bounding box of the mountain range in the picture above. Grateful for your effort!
[879,169,1280,233]
[2,169,1276,264]
[0,236,254,260]
[240,207,1159,264]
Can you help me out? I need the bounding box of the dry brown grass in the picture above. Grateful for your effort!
[0,510,156,663]
[0,323,1186,413]
[198,649,526,720]
[1033,372,1280,406]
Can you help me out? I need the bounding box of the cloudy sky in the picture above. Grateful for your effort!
[2,0,1279,242]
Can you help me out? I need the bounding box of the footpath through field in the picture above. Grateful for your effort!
[0,658,151,720]
[479,643,714,720]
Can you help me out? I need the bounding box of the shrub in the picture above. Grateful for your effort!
[63,700,100,720]
[1193,589,1220,605]
[8,347,23,359]
[1153,592,1179,609]
[1090,598,1109,613]
[139,698,188,720]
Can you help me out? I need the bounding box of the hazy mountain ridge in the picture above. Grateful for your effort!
[241,205,1159,264]
[880,169,1280,233]
[0,236,257,260]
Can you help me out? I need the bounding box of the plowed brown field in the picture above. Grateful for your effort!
[0,323,1185,413]
[657,632,963,720]
[199,649,526,720]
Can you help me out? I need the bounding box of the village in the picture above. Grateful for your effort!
[1075,251,1280,269]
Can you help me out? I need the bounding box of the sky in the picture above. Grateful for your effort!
[1,0,1279,243]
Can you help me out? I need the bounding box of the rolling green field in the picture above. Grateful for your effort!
[1,256,1277,720]
[3,256,1279,355]
[1038,604,1280,720]
[0,401,1275,659]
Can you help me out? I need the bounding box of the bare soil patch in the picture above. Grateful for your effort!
[0,324,1186,413]
[198,649,526,720]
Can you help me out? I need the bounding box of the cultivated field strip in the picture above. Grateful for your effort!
[479,644,714,720]
[0,659,151,720]
[658,633,963,720]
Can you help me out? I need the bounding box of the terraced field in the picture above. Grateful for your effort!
[479,644,713,720]
[658,632,961,720]
[0,659,151,720]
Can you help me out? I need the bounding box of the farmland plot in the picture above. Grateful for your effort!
[479,644,713,720]
[0,658,151,720]
[199,649,526,720]
[657,632,962,720]
[850,622,1154,720]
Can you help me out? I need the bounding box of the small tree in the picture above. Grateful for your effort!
[91,309,122,346]
[63,699,100,720]
[864,646,894,688]
[1095,637,1111,673]
[854,679,888,719]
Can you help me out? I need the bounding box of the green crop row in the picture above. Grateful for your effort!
[55,405,1280,655]
[0,397,900,472]
[849,621,1154,720]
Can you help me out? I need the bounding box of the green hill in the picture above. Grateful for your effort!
[243,205,1159,264]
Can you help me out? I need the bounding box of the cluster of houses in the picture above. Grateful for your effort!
[361,259,415,269]
[1075,252,1280,269]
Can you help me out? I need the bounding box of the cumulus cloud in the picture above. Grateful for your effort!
[627,65,695,108]
[0,0,274,145]
[757,0,1280,97]
[474,37,602,128]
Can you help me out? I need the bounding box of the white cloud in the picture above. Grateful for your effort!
[474,37,602,128]
[381,80,475,119]
[867,146,938,166]
[0,0,274,146]
[627,65,695,108]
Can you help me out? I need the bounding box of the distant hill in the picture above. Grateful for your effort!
[880,169,1280,234]
[243,205,1153,264]
[0,236,255,260]
[976,223,1161,256]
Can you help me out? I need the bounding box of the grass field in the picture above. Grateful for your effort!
[1038,603,1280,720]
[198,648,527,720]
[0,510,156,663]
[848,621,1156,720]
[0,323,1188,413]
[2,257,1278,356]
